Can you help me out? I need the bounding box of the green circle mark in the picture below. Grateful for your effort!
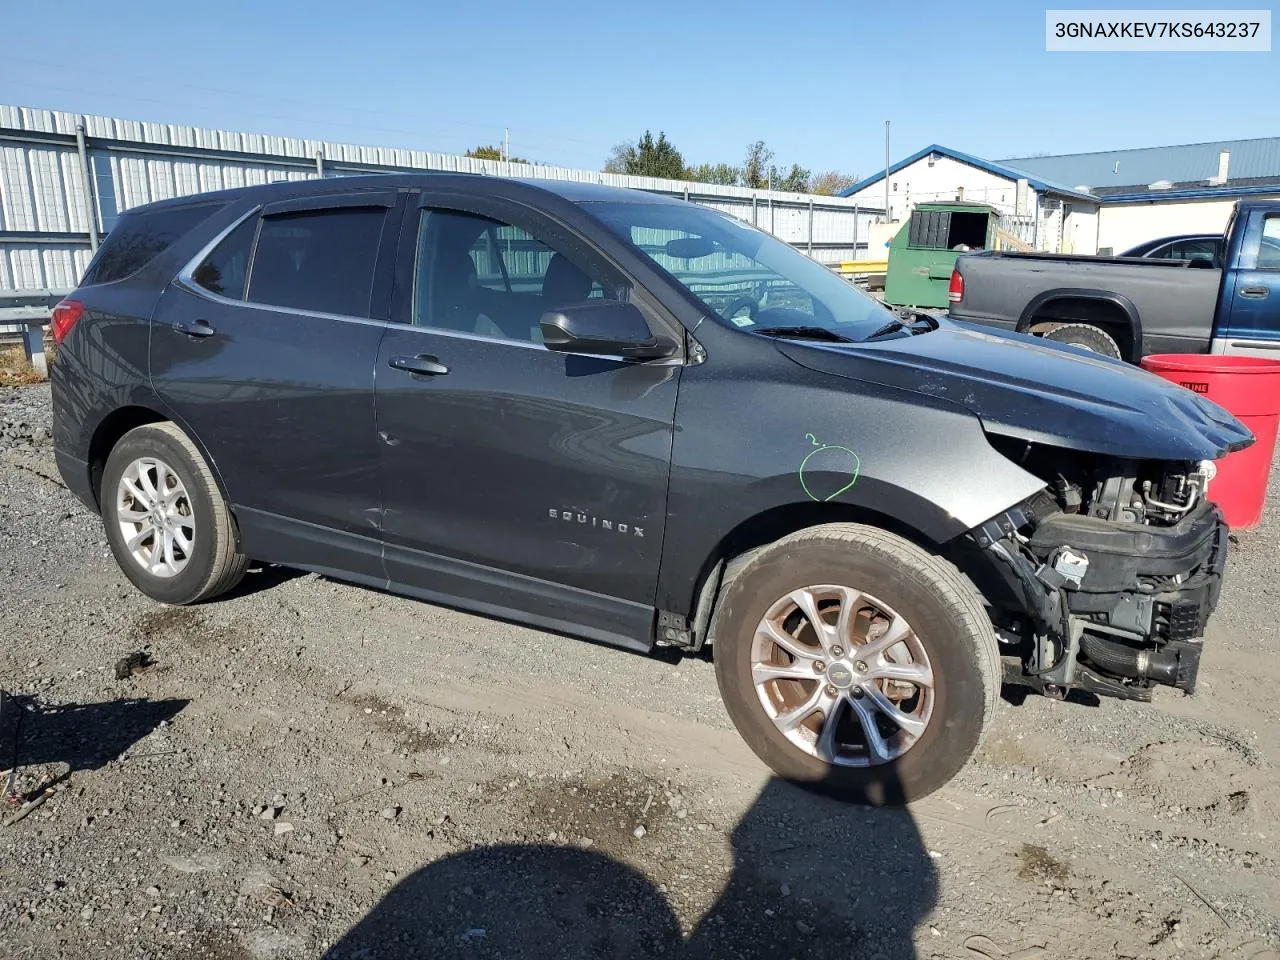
[800,433,861,502]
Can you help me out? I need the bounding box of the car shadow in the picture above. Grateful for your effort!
[1,693,188,793]
[209,562,308,601]
[1000,682,1100,708]
[322,771,936,959]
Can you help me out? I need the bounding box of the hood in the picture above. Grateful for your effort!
[777,319,1253,462]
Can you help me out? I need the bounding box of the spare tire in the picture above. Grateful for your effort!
[1041,322,1124,360]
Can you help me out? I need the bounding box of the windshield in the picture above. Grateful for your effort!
[586,200,895,340]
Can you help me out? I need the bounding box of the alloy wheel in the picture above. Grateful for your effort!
[750,585,935,766]
[115,456,196,578]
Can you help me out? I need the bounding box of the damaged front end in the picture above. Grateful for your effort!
[974,442,1227,702]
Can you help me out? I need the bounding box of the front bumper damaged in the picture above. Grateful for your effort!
[975,498,1227,702]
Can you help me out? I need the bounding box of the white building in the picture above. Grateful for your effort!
[841,145,1100,254]
[843,138,1280,255]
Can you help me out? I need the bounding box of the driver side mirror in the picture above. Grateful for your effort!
[540,301,677,360]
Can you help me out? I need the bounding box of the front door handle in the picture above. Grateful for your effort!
[1240,286,1270,299]
[173,319,216,338]
[388,354,449,376]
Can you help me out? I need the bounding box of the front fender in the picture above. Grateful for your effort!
[655,360,1045,614]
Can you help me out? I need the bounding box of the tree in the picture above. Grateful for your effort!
[466,144,528,163]
[686,162,741,186]
[771,163,812,193]
[808,170,860,196]
[742,140,775,189]
[626,130,686,179]
[605,134,821,194]
[603,142,634,174]
[603,132,686,179]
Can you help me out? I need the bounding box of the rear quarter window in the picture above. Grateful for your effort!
[81,202,223,286]
[192,216,259,299]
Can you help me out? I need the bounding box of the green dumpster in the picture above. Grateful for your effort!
[883,202,1000,309]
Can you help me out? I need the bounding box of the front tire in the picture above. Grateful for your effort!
[101,422,248,605]
[713,523,999,805]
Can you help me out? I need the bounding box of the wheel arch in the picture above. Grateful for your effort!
[1017,287,1143,361]
[681,499,950,650]
[87,405,233,515]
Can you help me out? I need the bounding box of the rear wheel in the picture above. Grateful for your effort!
[713,523,999,805]
[1040,322,1123,360]
[101,422,248,605]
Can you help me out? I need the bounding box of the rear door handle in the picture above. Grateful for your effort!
[388,354,449,376]
[172,319,216,338]
[1240,286,1270,299]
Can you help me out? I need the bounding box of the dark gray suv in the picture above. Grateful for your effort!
[50,175,1249,803]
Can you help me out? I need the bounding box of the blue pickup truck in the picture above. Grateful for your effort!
[948,199,1280,362]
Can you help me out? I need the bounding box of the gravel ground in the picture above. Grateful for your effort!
[1,382,1278,960]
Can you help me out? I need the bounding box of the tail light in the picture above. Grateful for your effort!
[51,299,84,344]
[947,269,964,304]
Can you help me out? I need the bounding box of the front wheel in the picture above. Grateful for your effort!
[101,422,248,605]
[713,523,1000,805]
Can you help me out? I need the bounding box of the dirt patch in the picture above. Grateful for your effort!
[345,692,453,753]
[1016,842,1069,887]
[496,771,688,854]
[134,605,202,641]
[132,605,243,652]
[1090,739,1273,824]
[180,933,257,960]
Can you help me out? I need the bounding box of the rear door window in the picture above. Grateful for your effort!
[247,207,387,318]
[82,202,223,285]
[191,216,258,300]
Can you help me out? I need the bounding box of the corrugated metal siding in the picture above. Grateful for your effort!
[1001,137,1280,191]
[0,102,877,289]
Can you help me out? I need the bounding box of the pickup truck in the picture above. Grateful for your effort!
[948,199,1280,362]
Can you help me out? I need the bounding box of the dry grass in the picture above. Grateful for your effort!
[0,344,47,386]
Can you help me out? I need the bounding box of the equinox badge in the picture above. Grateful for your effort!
[548,508,644,538]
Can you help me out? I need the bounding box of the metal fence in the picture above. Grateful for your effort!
[996,214,1038,249]
[0,103,881,292]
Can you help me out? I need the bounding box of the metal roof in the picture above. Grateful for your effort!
[999,138,1280,191]
[838,145,1096,201]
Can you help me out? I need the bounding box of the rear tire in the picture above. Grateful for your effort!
[713,523,999,805]
[1040,322,1123,360]
[101,422,248,605]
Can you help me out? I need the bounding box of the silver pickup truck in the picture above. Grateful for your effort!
[948,199,1280,362]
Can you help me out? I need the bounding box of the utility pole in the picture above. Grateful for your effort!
[884,120,891,223]
[503,128,509,162]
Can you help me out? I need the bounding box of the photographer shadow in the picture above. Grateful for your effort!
[0,693,188,793]
[323,771,936,960]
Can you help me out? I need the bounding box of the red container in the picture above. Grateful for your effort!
[1139,354,1280,529]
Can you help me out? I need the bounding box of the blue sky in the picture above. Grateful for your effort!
[1,0,1275,177]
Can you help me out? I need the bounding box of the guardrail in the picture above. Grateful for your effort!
[0,289,69,378]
